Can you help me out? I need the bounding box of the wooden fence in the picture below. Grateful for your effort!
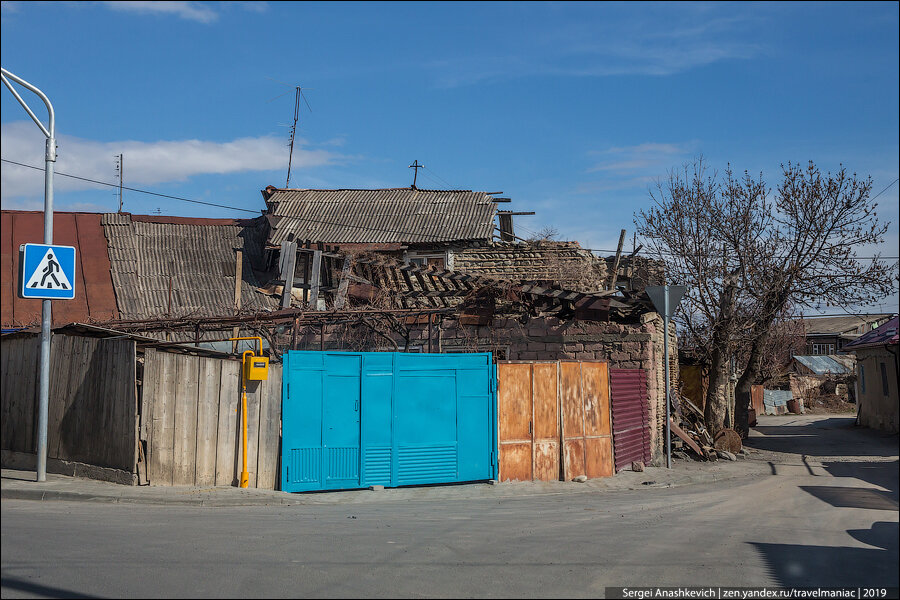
[1,334,138,477]
[497,360,614,482]
[142,348,282,489]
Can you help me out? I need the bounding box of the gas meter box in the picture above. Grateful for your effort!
[244,355,269,380]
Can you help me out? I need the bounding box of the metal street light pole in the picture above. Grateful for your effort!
[1,67,56,482]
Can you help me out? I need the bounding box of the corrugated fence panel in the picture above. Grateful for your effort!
[610,367,650,472]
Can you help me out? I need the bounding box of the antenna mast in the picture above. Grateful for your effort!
[285,87,300,188]
[116,153,124,213]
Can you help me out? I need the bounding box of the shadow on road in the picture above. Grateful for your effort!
[750,522,899,587]
[0,574,101,599]
[799,485,898,510]
[746,417,899,458]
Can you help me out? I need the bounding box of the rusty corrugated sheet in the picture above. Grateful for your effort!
[101,214,279,320]
[1,211,119,328]
[263,188,497,245]
[609,368,650,472]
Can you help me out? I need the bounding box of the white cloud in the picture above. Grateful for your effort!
[587,142,696,175]
[101,1,219,23]
[429,7,766,88]
[0,121,345,199]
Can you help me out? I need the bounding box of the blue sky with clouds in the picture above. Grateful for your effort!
[2,1,898,312]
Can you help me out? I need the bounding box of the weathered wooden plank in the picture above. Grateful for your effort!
[255,365,282,490]
[148,350,177,486]
[172,353,199,486]
[215,360,241,486]
[308,250,322,309]
[0,338,26,452]
[333,256,352,310]
[244,379,262,488]
[195,357,221,486]
[48,334,79,460]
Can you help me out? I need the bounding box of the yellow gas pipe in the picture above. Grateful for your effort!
[229,337,263,489]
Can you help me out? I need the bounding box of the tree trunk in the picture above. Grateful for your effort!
[705,345,730,434]
[704,270,740,435]
[735,289,788,438]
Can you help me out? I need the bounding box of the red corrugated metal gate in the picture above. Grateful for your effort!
[609,368,650,472]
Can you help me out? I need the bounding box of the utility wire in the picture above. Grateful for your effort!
[4,157,899,258]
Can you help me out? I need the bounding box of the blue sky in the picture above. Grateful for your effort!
[2,1,898,313]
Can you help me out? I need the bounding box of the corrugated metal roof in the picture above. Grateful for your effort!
[1,210,119,327]
[792,355,853,375]
[801,314,894,336]
[101,213,278,320]
[263,188,497,245]
[844,316,899,350]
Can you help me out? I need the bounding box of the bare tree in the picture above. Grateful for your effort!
[636,159,895,436]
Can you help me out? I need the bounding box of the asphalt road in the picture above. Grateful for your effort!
[2,415,897,598]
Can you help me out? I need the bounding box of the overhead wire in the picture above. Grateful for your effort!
[3,157,898,259]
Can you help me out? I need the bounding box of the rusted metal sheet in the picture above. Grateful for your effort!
[1,211,119,328]
[498,360,614,482]
[750,384,765,416]
[610,368,651,472]
[580,362,614,478]
[560,361,584,480]
[532,362,559,481]
[498,362,533,482]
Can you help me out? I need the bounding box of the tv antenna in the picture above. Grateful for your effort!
[267,78,313,188]
[409,160,424,189]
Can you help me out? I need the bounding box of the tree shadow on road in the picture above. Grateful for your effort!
[0,574,101,599]
[746,417,899,458]
[749,522,899,587]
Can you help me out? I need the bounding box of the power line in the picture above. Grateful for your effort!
[5,157,900,257]
[2,158,260,214]
[871,177,899,201]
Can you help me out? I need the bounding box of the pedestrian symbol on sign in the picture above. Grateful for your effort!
[26,249,72,291]
[19,243,76,300]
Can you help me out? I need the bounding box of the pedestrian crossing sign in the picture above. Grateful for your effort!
[19,243,76,300]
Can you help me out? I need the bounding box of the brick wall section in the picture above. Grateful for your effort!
[289,312,677,463]
[454,242,607,292]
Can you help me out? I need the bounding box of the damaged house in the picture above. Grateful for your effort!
[2,191,672,489]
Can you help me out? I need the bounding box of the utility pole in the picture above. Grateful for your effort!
[1,67,57,482]
[409,160,424,189]
[116,154,124,213]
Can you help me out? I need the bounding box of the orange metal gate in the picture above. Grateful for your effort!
[498,361,614,482]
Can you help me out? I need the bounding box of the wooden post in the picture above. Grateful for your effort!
[333,256,352,310]
[291,316,299,351]
[608,229,626,291]
[308,249,322,310]
[427,313,433,353]
[279,241,298,309]
[232,249,243,353]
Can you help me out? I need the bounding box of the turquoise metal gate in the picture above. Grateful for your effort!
[282,352,497,492]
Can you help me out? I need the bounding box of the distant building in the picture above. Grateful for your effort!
[800,314,894,355]
[844,316,899,433]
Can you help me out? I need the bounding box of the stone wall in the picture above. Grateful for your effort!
[288,312,677,463]
[454,241,606,292]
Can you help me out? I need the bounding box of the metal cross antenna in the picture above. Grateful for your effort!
[1,66,56,482]
[409,160,424,189]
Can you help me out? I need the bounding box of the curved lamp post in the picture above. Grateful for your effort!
[1,67,56,482]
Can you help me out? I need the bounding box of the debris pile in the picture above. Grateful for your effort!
[669,394,742,462]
